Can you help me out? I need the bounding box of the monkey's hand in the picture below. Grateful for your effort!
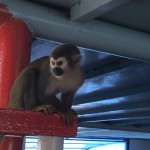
[58,109,77,126]
[31,105,55,115]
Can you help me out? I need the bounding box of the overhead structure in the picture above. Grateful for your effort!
[70,0,131,22]
[1,0,150,61]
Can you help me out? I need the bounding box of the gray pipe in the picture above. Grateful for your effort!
[1,0,150,61]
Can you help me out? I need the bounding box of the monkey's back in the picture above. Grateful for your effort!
[8,56,50,110]
[30,56,49,69]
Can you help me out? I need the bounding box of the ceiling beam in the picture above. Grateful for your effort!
[74,63,150,104]
[70,0,131,22]
[74,83,150,105]
[28,0,79,7]
[78,110,150,123]
[77,127,150,139]
[3,0,150,62]
[79,122,150,133]
[85,58,139,79]
[74,101,150,115]
[107,118,150,126]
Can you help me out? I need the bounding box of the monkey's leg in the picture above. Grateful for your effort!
[32,105,55,115]
[8,68,38,110]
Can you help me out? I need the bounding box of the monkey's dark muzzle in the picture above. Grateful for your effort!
[53,67,63,76]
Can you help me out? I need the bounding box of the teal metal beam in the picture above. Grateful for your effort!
[2,0,150,61]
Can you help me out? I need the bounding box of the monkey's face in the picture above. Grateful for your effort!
[50,57,69,77]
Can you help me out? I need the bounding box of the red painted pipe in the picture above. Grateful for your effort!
[0,4,32,150]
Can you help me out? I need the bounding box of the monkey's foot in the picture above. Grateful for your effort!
[31,105,55,115]
[58,109,77,126]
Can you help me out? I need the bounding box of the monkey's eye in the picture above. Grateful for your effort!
[57,61,63,66]
[52,61,56,66]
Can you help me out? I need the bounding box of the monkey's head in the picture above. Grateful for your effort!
[50,44,81,77]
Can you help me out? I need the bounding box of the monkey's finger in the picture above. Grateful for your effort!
[61,114,66,124]
[49,106,56,114]
[45,105,55,115]
[44,105,51,115]
[42,107,49,115]
[69,109,78,116]
[59,112,75,125]
[64,113,75,125]
[68,114,75,125]
[32,106,44,112]
[59,113,70,125]
[65,118,72,126]
[32,105,50,115]
[68,109,78,125]
[34,106,49,114]
[63,115,69,125]
[64,115,69,125]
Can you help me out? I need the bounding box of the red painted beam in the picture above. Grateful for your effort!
[0,108,77,137]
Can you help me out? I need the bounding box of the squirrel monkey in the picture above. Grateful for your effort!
[8,44,84,125]
[0,44,84,144]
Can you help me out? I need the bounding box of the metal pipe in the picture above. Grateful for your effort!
[1,0,150,61]
[0,4,32,149]
[37,136,64,150]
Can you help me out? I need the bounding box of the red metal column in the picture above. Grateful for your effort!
[0,3,32,150]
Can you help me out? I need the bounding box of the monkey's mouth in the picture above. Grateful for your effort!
[53,67,63,76]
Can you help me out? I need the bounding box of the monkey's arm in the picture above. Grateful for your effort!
[61,91,75,111]
[45,91,75,113]
[59,91,77,125]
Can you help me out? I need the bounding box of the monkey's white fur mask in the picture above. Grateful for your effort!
[50,57,68,70]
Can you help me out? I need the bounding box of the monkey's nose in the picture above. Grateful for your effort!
[53,67,63,76]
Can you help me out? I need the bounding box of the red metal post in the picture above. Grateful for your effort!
[0,3,32,150]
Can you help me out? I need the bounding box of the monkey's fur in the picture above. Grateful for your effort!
[0,44,84,143]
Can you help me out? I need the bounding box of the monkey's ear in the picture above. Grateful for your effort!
[72,54,81,66]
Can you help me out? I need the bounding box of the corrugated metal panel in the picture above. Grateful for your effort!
[31,39,150,139]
